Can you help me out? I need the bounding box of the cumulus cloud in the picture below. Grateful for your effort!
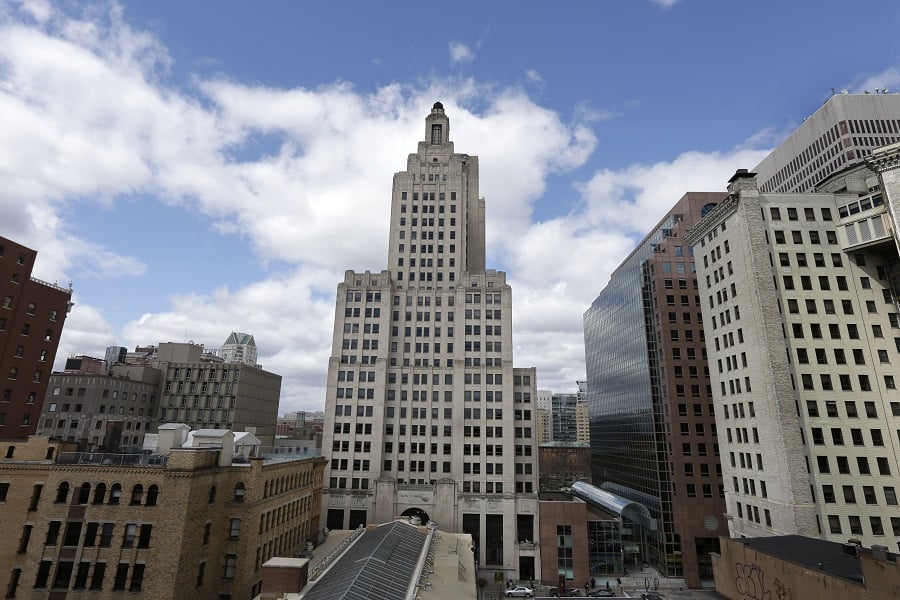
[2,2,771,409]
[448,41,474,64]
[502,145,770,394]
[0,3,599,410]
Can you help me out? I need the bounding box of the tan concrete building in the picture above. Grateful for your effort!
[755,92,900,194]
[322,103,540,583]
[0,432,325,600]
[685,170,900,550]
[155,342,282,448]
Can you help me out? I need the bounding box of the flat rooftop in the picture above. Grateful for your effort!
[731,535,864,584]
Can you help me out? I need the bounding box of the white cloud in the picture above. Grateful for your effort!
[448,41,474,64]
[1,2,770,410]
[525,69,543,86]
[651,0,680,7]
[499,145,770,394]
[54,301,117,371]
[849,66,900,94]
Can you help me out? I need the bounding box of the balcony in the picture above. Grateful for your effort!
[837,193,895,251]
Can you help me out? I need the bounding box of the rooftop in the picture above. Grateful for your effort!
[733,535,866,585]
[297,521,476,600]
[303,521,428,600]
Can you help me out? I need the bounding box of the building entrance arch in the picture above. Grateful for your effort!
[400,507,430,524]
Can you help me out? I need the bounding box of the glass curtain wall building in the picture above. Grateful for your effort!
[583,193,728,586]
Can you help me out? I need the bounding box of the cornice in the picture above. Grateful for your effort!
[866,143,900,173]
[684,194,740,245]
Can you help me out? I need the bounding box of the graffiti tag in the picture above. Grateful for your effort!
[734,563,772,600]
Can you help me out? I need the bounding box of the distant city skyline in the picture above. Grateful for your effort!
[3,1,900,412]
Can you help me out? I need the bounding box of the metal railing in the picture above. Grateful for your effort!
[57,452,168,467]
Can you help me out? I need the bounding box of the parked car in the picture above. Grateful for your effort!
[549,588,582,597]
[588,591,616,598]
[505,586,535,598]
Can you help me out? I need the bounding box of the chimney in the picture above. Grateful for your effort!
[727,169,758,195]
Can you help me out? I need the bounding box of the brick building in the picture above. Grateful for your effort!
[0,236,73,439]
[0,431,325,600]
[537,489,622,590]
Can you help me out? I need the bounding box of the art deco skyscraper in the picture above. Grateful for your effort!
[322,103,540,581]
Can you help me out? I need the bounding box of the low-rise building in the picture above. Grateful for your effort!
[257,520,477,600]
[36,363,160,451]
[713,535,900,600]
[154,342,282,448]
[0,429,326,600]
[537,489,623,591]
[538,441,591,490]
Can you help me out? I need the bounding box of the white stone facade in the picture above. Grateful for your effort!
[686,172,900,550]
[754,93,900,194]
[321,104,540,581]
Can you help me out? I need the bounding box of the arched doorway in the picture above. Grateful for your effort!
[400,507,431,524]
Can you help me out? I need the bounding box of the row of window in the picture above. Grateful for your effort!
[769,206,835,222]
[808,400,900,419]
[680,442,718,457]
[345,291,382,303]
[23,520,151,552]
[770,228,839,246]
[0,300,59,321]
[820,484,898,506]
[46,482,159,507]
[826,514,899,537]
[395,243,456,256]
[6,368,43,383]
[736,502,772,528]
[10,346,49,361]
[684,482,722,498]
[814,454,893,476]
[809,426,888,447]
[21,560,146,593]
[397,226,456,239]
[683,462,721,478]
[400,191,457,202]
[798,372,894,392]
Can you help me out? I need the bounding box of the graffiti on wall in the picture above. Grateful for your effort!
[734,563,772,600]
[734,563,794,600]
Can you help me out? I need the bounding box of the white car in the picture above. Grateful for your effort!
[505,586,535,598]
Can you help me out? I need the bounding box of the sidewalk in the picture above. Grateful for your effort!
[510,565,726,599]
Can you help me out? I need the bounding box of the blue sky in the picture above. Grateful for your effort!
[3,0,900,413]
